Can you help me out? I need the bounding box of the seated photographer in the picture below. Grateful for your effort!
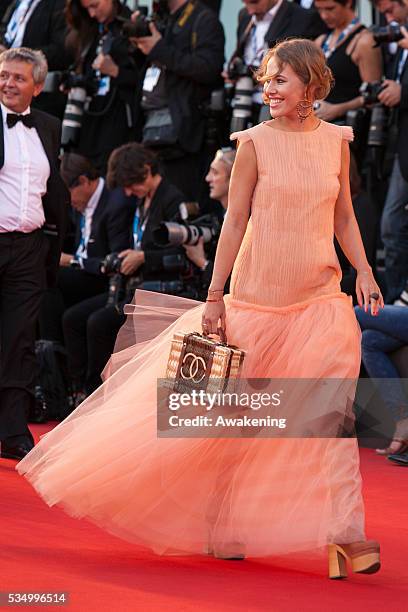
[39,153,134,343]
[355,304,408,460]
[314,0,382,124]
[62,143,186,397]
[129,0,225,201]
[376,1,408,302]
[63,0,139,171]
[183,147,235,299]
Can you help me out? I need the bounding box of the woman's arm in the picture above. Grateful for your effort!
[201,138,257,335]
[334,140,383,314]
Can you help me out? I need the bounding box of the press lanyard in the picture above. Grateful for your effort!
[74,215,86,260]
[396,49,408,83]
[249,23,266,66]
[322,18,359,59]
[133,203,149,250]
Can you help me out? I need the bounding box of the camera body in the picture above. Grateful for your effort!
[360,80,385,106]
[118,1,170,38]
[371,23,407,45]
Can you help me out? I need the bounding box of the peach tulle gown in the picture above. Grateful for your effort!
[17,120,366,558]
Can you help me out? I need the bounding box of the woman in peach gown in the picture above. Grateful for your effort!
[17,40,384,578]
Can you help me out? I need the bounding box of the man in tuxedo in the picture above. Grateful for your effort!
[230,0,326,122]
[0,47,70,460]
[40,152,135,344]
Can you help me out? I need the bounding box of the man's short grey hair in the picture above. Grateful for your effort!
[0,47,48,84]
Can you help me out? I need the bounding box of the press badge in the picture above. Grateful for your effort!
[97,76,111,96]
[143,66,161,92]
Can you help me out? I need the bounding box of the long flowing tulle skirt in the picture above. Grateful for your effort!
[17,291,365,557]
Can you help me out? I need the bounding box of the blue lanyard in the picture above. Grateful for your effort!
[322,18,359,59]
[74,214,86,260]
[133,205,149,250]
[397,50,408,83]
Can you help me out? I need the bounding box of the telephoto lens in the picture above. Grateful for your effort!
[367,105,388,148]
[61,87,87,148]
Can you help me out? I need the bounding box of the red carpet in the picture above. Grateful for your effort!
[1,424,407,612]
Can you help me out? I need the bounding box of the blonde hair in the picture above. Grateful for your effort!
[256,38,334,103]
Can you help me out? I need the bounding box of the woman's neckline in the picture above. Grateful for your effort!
[262,119,323,134]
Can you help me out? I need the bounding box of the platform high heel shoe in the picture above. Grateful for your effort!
[328,540,380,579]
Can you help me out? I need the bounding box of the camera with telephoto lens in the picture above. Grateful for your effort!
[152,202,221,247]
[227,56,255,134]
[370,23,407,45]
[118,0,170,38]
[359,82,389,148]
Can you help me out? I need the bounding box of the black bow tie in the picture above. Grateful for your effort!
[6,113,35,129]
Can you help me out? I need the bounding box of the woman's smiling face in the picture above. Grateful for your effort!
[263,57,310,119]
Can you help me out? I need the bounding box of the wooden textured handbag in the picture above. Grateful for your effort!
[165,329,245,394]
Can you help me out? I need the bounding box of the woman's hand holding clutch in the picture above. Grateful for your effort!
[202,294,226,339]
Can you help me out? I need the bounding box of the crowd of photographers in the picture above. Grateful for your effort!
[2,0,406,455]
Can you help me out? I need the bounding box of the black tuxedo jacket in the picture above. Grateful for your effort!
[0,0,68,70]
[125,178,186,281]
[0,107,70,286]
[236,1,326,56]
[73,185,135,276]
[395,50,408,182]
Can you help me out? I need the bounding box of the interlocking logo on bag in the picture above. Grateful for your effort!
[180,353,207,383]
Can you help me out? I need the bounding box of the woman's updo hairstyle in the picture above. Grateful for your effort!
[256,38,335,103]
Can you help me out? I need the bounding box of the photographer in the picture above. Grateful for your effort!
[228,0,326,127]
[130,0,225,201]
[314,0,382,124]
[63,0,139,171]
[62,143,187,396]
[0,0,69,117]
[183,147,234,298]
[39,152,134,343]
[375,0,408,302]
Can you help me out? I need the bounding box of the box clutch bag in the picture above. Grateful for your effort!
[165,330,245,394]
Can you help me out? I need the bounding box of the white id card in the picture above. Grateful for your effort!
[143,66,161,93]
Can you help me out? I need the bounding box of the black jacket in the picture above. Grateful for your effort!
[0,0,68,70]
[125,178,186,281]
[395,49,408,182]
[235,1,326,57]
[72,5,139,171]
[73,185,135,276]
[136,0,225,154]
[0,107,71,287]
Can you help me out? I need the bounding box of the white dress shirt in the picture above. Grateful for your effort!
[0,102,50,233]
[244,1,284,104]
[5,0,43,48]
[75,177,105,263]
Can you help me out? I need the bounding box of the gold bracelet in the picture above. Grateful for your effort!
[206,298,223,303]
[208,289,224,294]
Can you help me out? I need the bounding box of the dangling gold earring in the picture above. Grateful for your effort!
[296,97,313,123]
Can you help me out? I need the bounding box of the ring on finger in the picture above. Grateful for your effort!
[369,292,380,301]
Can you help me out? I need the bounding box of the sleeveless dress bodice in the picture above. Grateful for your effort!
[230,121,353,308]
